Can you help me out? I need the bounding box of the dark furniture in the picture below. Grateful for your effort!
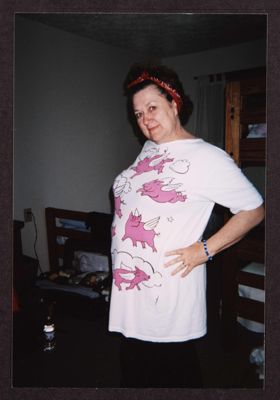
[221,223,265,348]
[13,220,38,310]
[225,67,266,166]
[35,207,113,316]
[222,67,266,347]
[45,207,113,271]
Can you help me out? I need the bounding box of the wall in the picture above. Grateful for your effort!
[14,17,144,271]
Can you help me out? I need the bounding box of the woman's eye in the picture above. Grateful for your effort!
[135,112,142,120]
[149,106,156,112]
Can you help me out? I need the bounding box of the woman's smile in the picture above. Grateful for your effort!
[148,124,160,132]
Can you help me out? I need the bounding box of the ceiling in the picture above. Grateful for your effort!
[21,13,267,58]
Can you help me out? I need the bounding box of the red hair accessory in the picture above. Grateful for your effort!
[127,71,183,111]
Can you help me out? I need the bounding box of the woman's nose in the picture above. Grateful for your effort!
[142,113,151,126]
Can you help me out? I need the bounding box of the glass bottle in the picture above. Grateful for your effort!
[43,302,55,351]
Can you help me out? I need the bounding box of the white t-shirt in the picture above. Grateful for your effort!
[108,138,263,342]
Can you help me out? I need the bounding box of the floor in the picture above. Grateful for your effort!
[12,291,264,388]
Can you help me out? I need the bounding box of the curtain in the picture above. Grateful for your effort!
[194,75,225,149]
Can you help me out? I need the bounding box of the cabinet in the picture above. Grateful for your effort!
[222,70,266,348]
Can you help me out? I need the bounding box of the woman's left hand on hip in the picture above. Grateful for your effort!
[164,242,207,277]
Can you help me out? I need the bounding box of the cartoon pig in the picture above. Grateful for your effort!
[113,175,131,218]
[111,224,116,237]
[131,153,174,178]
[122,209,159,252]
[137,179,187,203]
[113,266,150,290]
[114,196,124,218]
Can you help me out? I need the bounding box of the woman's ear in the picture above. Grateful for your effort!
[171,99,179,116]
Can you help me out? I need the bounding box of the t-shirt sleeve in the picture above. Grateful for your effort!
[200,146,264,214]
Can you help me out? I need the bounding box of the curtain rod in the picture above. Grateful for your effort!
[194,66,266,81]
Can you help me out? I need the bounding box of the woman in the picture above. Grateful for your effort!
[108,63,264,387]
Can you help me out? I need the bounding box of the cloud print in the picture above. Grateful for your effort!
[111,249,162,288]
[113,174,131,196]
[169,159,190,174]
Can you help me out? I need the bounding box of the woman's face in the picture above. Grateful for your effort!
[132,84,180,144]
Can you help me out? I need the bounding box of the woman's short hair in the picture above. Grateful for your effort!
[123,63,193,125]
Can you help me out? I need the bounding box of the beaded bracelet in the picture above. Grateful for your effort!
[202,239,213,261]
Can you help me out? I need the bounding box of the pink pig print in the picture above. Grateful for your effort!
[137,178,187,203]
[113,266,150,291]
[113,175,131,218]
[111,224,116,237]
[122,209,160,252]
[131,153,174,178]
[114,196,124,218]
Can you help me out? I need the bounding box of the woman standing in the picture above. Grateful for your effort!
[108,63,264,387]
